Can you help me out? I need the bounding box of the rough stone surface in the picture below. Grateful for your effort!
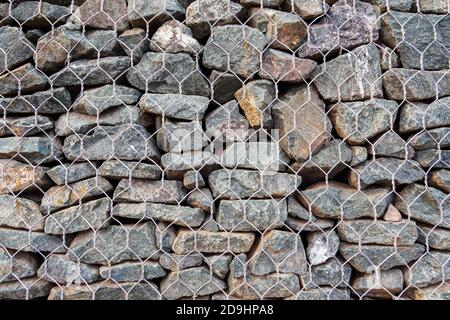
[306,230,340,265]
[0,63,48,97]
[352,269,404,298]
[0,26,35,75]
[205,100,249,142]
[46,162,97,185]
[0,195,44,231]
[0,248,40,282]
[429,170,450,193]
[399,98,450,134]
[0,159,51,194]
[98,160,162,181]
[114,179,186,204]
[99,261,167,282]
[417,224,450,251]
[404,251,450,288]
[0,277,53,299]
[0,227,67,253]
[159,253,203,271]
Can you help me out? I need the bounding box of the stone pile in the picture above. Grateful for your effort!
[0,0,449,300]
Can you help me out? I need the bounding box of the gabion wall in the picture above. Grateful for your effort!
[0,0,449,300]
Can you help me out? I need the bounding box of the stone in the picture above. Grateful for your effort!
[183,170,205,190]
[204,254,233,279]
[399,98,450,134]
[285,216,335,232]
[47,162,97,185]
[172,230,255,254]
[0,195,44,231]
[418,0,449,13]
[379,45,400,71]
[209,71,242,105]
[228,273,300,299]
[67,222,159,265]
[69,0,129,32]
[381,12,450,70]
[139,93,209,121]
[0,136,63,165]
[204,100,249,142]
[297,0,379,59]
[229,254,247,278]
[156,119,208,152]
[409,128,450,151]
[283,0,330,20]
[272,85,332,161]
[216,199,287,232]
[370,131,415,159]
[112,202,205,228]
[155,222,177,253]
[286,287,351,300]
[159,253,203,271]
[350,146,368,167]
[0,248,40,282]
[383,204,403,222]
[209,169,300,200]
[41,177,113,214]
[127,0,185,29]
[396,184,449,229]
[127,52,210,96]
[249,230,308,276]
[10,1,71,28]
[50,57,131,87]
[0,277,52,299]
[160,266,226,299]
[202,25,267,78]
[0,88,71,115]
[48,280,161,300]
[55,106,153,137]
[383,69,450,101]
[0,115,53,137]
[44,198,111,235]
[0,26,35,75]
[248,7,306,51]
[361,0,414,12]
[299,181,393,220]
[0,159,50,194]
[0,227,66,253]
[405,251,450,288]
[99,261,166,282]
[98,160,162,181]
[83,29,125,57]
[312,44,383,102]
[337,219,418,245]
[303,258,352,289]
[151,20,202,55]
[417,223,450,250]
[414,149,449,169]
[234,80,275,128]
[72,85,141,116]
[186,188,215,213]
[348,158,425,189]
[407,283,450,300]
[37,254,100,285]
[239,0,284,7]
[63,125,160,162]
[118,28,149,63]
[160,151,216,178]
[258,49,317,83]
[329,99,398,145]
[0,63,48,97]
[113,179,186,204]
[306,229,340,265]
[352,269,404,299]
[339,242,425,273]
[429,170,450,193]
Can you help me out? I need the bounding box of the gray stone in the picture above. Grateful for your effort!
[407,283,450,300]
[0,159,50,194]
[67,222,159,265]
[47,162,97,185]
[348,158,425,189]
[0,277,52,299]
[337,219,418,245]
[0,63,48,97]
[409,128,450,151]
[286,287,351,300]
[417,223,450,250]
[63,125,160,162]
[84,29,124,56]
[299,181,393,219]
[329,99,398,145]
[159,252,203,271]
[112,202,205,228]
[186,188,215,213]
[161,266,226,299]
[306,229,340,265]
[0,136,63,165]
[44,198,111,235]
[99,261,166,282]
[285,216,335,232]
[0,227,67,253]
[414,149,449,168]
[160,151,216,178]
[0,88,71,115]
[249,230,308,276]
[172,229,255,254]
[127,0,185,29]
[239,0,284,7]
[114,178,186,204]
[155,222,177,253]
[0,115,53,137]
[98,160,162,181]
[50,57,131,87]
[381,12,450,70]
[41,177,113,213]
[0,195,44,231]
[339,242,425,273]
[352,269,404,299]
[361,0,414,12]
[312,44,383,102]
[216,199,287,232]
[0,248,40,282]
[156,119,208,152]
[118,28,149,63]
[283,0,330,20]
[37,253,100,285]
[229,254,247,278]
[209,169,300,200]
[272,85,332,161]
[202,25,266,78]
[48,280,161,300]
[183,170,205,190]
[0,26,35,75]
[399,98,450,134]
[127,52,210,96]
[405,251,450,288]
[10,1,71,28]
[140,93,209,121]
[380,44,401,71]
[429,169,450,193]
[350,146,368,166]
[383,69,450,101]
[209,71,242,105]
[151,20,202,55]
[370,131,415,159]
[72,85,141,115]
[204,254,232,279]
[303,258,352,289]
[396,184,449,229]
[418,0,449,13]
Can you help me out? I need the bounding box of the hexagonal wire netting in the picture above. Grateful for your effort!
[0,0,449,300]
